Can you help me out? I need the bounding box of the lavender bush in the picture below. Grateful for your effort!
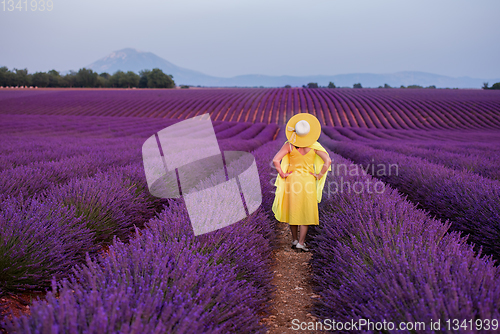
[366,141,500,180]
[233,123,267,140]
[0,194,97,292]
[0,145,142,202]
[252,124,279,144]
[309,143,500,331]
[146,199,275,297]
[45,169,154,244]
[329,141,500,261]
[3,231,267,333]
[2,88,500,128]
[216,123,253,139]
[2,137,280,333]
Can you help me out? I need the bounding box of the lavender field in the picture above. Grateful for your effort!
[1,88,500,128]
[1,88,500,333]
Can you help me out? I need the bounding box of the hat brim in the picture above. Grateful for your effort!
[285,113,321,147]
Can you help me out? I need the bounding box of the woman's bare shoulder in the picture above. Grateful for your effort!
[281,142,292,152]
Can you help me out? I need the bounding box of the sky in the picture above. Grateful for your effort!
[1,0,499,79]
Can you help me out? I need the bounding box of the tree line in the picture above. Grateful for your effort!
[482,82,500,90]
[2,66,498,90]
[0,67,176,88]
[294,82,440,89]
[296,81,500,89]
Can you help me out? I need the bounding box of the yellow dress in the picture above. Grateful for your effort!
[272,140,331,225]
[280,147,319,225]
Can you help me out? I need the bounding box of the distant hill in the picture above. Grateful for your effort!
[83,48,215,85]
[70,48,499,89]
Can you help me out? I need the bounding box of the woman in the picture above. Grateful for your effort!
[272,113,332,252]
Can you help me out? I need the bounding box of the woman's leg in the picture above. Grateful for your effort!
[298,225,308,245]
[289,224,298,241]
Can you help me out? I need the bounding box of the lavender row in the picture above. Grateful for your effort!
[3,207,274,333]
[2,88,499,129]
[0,143,143,202]
[216,122,253,139]
[0,163,161,294]
[329,141,500,261]
[322,126,500,180]
[365,141,500,180]
[0,194,97,292]
[0,130,275,294]
[309,142,500,329]
[0,114,176,138]
[0,135,141,170]
[322,126,500,145]
[0,113,265,139]
[3,139,280,333]
[0,116,277,171]
[411,141,500,155]
[0,134,275,202]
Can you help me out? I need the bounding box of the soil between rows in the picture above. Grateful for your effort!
[262,220,320,334]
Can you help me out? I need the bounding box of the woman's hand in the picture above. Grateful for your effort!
[280,171,293,178]
[309,172,322,180]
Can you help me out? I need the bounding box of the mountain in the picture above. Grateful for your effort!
[83,48,215,85]
[74,48,499,88]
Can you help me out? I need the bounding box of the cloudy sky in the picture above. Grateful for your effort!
[1,0,499,78]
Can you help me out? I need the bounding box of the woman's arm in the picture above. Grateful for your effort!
[311,150,332,179]
[272,142,293,178]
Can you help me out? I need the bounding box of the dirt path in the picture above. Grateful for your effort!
[261,221,320,333]
[0,292,42,323]
[0,244,114,327]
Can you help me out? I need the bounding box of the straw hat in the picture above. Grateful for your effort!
[285,113,321,147]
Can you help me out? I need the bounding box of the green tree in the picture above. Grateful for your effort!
[99,72,111,80]
[284,84,291,88]
[75,68,98,87]
[63,71,77,88]
[47,70,62,87]
[384,83,391,88]
[98,72,111,87]
[138,69,150,88]
[109,70,126,88]
[328,81,336,88]
[14,68,30,87]
[307,82,318,88]
[353,83,362,88]
[96,76,107,88]
[0,66,10,86]
[491,82,500,90]
[125,71,140,88]
[31,72,50,87]
[147,68,175,88]
[108,71,140,88]
[482,82,489,90]
[137,69,175,88]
